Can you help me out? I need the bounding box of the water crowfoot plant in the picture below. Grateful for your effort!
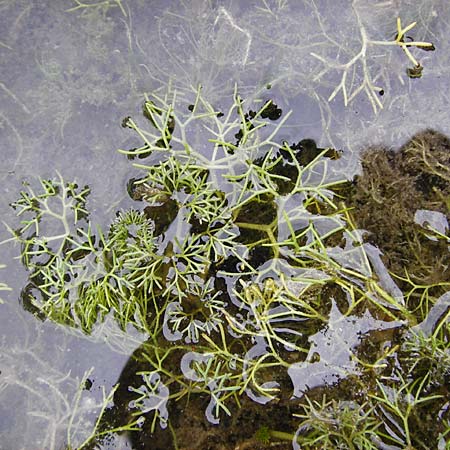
[292,396,381,450]
[311,11,435,112]
[4,86,450,449]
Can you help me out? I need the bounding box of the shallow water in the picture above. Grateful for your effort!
[0,1,449,449]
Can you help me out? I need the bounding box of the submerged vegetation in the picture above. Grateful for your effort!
[0,264,11,303]
[3,87,449,449]
[311,15,436,112]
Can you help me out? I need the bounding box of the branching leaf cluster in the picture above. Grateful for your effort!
[5,87,448,441]
[311,12,435,113]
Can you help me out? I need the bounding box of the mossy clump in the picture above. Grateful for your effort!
[346,129,450,311]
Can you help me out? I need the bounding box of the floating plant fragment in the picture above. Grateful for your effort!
[128,372,169,432]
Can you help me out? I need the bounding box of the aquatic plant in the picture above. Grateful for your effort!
[293,396,380,450]
[310,13,435,113]
[288,315,449,449]
[66,0,127,17]
[0,312,137,450]
[0,264,10,303]
[5,87,450,449]
[369,371,444,449]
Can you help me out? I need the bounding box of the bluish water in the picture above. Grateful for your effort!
[0,1,449,449]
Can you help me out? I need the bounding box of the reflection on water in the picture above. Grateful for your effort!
[0,1,449,449]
